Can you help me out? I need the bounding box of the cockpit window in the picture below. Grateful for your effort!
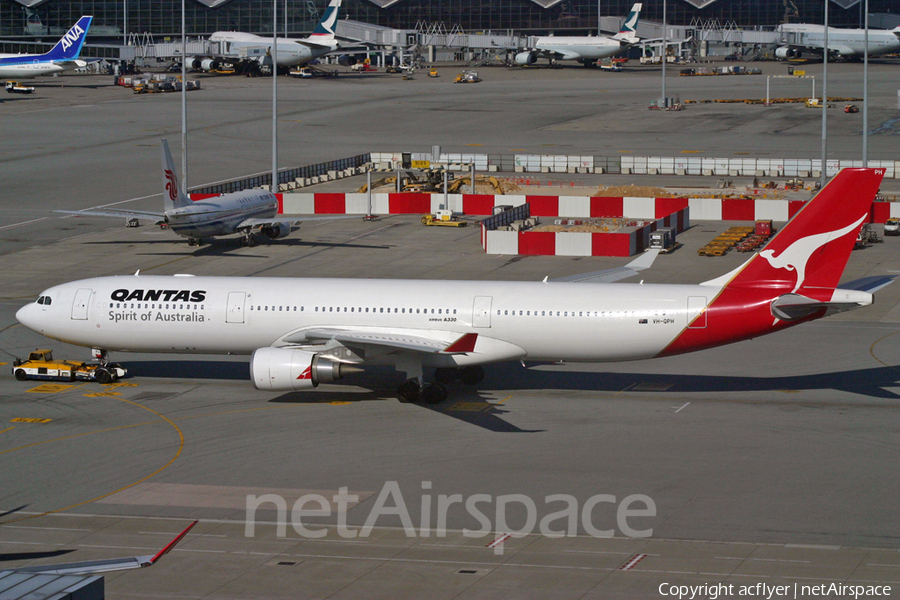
[36,296,52,306]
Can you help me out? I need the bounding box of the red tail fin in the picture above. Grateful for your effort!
[659,168,885,357]
[726,168,884,294]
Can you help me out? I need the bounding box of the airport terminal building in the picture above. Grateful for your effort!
[0,0,895,39]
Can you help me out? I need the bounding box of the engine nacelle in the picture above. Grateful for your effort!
[515,51,537,66]
[338,55,360,67]
[250,347,346,391]
[262,222,291,239]
[200,57,221,71]
[775,46,800,60]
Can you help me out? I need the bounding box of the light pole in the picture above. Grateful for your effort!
[820,0,828,187]
[181,0,188,193]
[661,0,667,106]
[272,0,278,194]
[863,0,868,167]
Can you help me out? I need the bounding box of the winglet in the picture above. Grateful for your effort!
[442,333,478,354]
[10,521,198,575]
[148,520,198,565]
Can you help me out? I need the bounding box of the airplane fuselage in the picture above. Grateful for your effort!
[210,33,335,67]
[779,26,900,57]
[0,57,80,78]
[533,37,629,61]
[165,190,278,239]
[16,273,802,368]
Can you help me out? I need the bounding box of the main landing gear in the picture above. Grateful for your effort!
[188,237,204,247]
[396,366,485,405]
[241,233,257,247]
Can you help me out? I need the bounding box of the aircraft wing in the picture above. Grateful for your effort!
[294,38,338,51]
[235,215,354,231]
[551,249,659,283]
[284,329,479,355]
[10,521,197,575]
[55,208,165,220]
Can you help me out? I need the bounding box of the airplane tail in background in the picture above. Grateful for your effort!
[310,0,341,41]
[613,4,642,41]
[42,16,93,61]
[161,139,192,212]
[661,168,886,357]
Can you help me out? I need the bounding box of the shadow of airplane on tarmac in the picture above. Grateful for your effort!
[122,359,900,431]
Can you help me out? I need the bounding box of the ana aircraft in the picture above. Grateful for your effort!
[516,3,642,66]
[190,0,358,73]
[19,169,888,404]
[58,139,345,246]
[776,23,900,59]
[0,16,92,79]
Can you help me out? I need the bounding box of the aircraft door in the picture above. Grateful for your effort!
[71,288,92,320]
[472,296,492,328]
[687,296,707,329]
[226,292,246,324]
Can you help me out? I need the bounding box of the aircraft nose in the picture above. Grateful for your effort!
[16,302,39,332]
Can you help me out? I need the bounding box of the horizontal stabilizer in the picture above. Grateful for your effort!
[770,290,873,321]
[55,208,164,220]
[837,275,895,294]
[552,249,659,283]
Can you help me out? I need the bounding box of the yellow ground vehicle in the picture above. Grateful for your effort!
[428,68,439,77]
[422,210,467,227]
[12,350,126,384]
[5,81,35,94]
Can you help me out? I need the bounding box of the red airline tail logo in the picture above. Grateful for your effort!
[165,169,178,202]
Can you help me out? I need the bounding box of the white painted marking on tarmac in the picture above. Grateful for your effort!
[139,530,225,537]
[0,217,50,232]
[3,525,91,532]
[715,556,810,563]
[674,402,690,413]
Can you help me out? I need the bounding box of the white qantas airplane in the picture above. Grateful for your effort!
[516,4,642,66]
[776,23,900,59]
[58,139,337,247]
[0,16,92,79]
[18,169,888,404]
[192,0,356,72]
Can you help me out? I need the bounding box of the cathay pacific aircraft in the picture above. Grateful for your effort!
[17,169,889,404]
[516,4,642,66]
[191,0,357,72]
[0,16,92,79]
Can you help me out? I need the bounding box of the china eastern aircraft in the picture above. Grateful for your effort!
[59,139,336,246]
[515,4,642,66]
[18,169,889,404]
[0,16,92,79]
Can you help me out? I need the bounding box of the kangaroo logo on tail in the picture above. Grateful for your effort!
[759,215,865,293]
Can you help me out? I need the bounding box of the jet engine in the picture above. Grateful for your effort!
[261,222,291,239]
[515,51,537,65]
[250,347,347,391]
[187,57,220,71]
[338,55,359,67]
[775,47,800,59]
